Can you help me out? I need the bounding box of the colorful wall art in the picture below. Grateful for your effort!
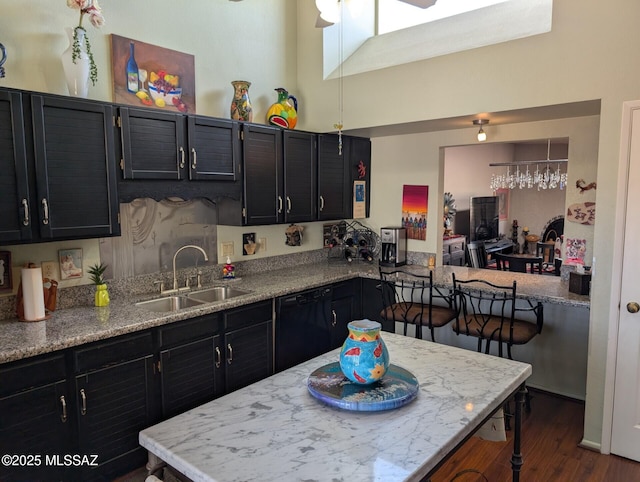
[402,185,428,240]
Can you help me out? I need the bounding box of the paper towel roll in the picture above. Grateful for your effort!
[21,267,46,321]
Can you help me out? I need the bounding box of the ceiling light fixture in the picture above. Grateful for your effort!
[473,119,489,142]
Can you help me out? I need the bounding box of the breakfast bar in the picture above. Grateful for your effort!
[139,332,531,482]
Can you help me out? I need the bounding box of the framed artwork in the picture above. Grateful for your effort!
[402,185,428,241]
[110,34,196,114]
[496,188,509,221]
[243,233,257,255]
[353,181,366,219]
[58,248,83,280]
[0,251,12,292]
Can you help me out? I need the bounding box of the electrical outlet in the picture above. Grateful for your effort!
[42,261,57,280]
[258,238,267,252]
[221,242,234,257]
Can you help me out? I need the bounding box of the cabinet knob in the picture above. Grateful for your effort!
[627,302,640,314]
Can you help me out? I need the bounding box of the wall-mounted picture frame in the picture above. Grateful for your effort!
[0,251,12,292]
[243,233,257,255]
[58,248,83,280]
[110,34,196,114]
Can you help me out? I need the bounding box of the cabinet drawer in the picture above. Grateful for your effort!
[225,300,272,330]
[0,353,66,396]
[73,331,153,373]
[449,241,465,253]
[158,313,221,348]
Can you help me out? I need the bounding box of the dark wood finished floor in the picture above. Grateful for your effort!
[430,389,640,482]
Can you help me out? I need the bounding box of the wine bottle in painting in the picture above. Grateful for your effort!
[126,42,139,93]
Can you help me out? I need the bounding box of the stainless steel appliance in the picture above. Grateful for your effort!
[379,227,407,267]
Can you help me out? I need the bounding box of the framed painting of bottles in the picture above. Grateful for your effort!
[110,34,196,114]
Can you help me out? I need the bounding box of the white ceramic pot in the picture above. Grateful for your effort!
[61,27,90,98]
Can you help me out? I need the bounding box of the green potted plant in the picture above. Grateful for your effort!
[88,262,109,307]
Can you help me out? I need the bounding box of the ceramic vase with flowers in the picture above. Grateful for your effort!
[88,262,109,307]
[61,0,105,98]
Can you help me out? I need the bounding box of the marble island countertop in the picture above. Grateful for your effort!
[0,262,589,365]
[140,332,532,482]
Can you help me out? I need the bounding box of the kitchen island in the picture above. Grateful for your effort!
[140,332,532,482]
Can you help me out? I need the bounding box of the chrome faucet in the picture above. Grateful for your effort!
[172,245,209,291]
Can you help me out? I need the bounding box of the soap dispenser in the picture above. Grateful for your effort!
[223,257,235,279]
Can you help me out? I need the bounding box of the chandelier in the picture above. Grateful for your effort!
[489,140,568,191]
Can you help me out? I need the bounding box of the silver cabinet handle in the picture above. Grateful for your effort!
[60,395,67,422]
[191,147,197,170]
[286,196,291,213]
[179,146,185,169]
[227,343,233,365]
[80,388,87,415]
[319,196,325,212]
[215,346,221,368]
[21,198,29,226]
[41,198,49,225]
[278,196,283,214]
[332,309,337,327]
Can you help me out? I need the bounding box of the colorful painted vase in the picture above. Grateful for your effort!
[230,80,253,122]
[266,87,297,129]
[339,319,390,385]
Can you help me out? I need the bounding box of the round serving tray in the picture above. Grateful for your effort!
[307,362,419,412]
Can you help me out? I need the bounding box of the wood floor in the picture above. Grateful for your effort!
[430,389,640,482]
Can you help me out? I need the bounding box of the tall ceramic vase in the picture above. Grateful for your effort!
[339,319,390,385]
[230,80,253,122]
[61,27,90,98]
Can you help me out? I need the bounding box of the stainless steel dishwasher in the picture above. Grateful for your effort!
[275,286,332,372]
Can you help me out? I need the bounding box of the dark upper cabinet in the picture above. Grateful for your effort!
[241,123,283,225]
[31,95,120,241]
[0,90,31,243]
[119,107,186,180]
[118,108,239,182]
[0,90,119,245]
[317,133,350,220]
[283,130,317,223]
[188,116,239,181]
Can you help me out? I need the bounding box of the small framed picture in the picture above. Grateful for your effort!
[58,248,83,280]
[243,232,257,255]
[0,251,12,292]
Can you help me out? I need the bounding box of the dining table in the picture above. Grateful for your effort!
[139,332,531,482]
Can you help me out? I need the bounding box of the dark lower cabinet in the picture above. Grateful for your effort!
[0,354,71,482]
[330,279,362,347]
[157,314,223,418]
[223,301,273,393]
[361,277,392,332]
[73,332,156,481]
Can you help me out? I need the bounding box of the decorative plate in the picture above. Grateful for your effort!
[307,362,419,411]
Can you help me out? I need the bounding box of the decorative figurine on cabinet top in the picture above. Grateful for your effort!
[267,87,297,129]
[230,80,253,122]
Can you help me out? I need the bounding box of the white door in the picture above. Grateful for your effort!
[611,104,640,461]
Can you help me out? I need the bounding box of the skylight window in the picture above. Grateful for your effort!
[378,0,510,35]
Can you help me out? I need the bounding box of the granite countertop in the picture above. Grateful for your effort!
[140,332,532,482]
[0,262,589,365]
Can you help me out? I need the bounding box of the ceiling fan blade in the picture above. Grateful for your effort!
[397,0,437,8]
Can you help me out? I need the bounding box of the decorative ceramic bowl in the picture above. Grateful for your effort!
[149,85,182,107]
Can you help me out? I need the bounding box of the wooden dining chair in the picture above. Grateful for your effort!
[494,252,543,274]
[378,268,457,342]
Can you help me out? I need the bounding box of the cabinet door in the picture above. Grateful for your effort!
[31,95,120,240]
[119,107,186,180]
[330,280,362,348]
[317,134,350,220]
[283,130,316,222]
[224,320,273,393]
[242,124,283,225]
[159,335,222,418]
[0,354,71,481]
[361,278,393,332]
[188,116,239,181]
[0,90,31,243]
[75,355,155,479]
[224,301,273,393]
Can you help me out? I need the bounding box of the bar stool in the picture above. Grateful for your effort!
[379,268,457,342]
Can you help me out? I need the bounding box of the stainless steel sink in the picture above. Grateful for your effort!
[187,286,252,303]
[136,295,206,312]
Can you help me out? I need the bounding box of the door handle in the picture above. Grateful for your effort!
[80,388,87,415]
[286,196,291,213]
[227,343,233,365]
[278,196,283,214]
[60,395,67,423]
[627,302,640,313]
[319,196,324,212]
[332,309,337,327]
[191,147,197,170]
[215,346,221,368]
[21,198,29,226]
[41,198,49,225]
[179,146,185,169]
